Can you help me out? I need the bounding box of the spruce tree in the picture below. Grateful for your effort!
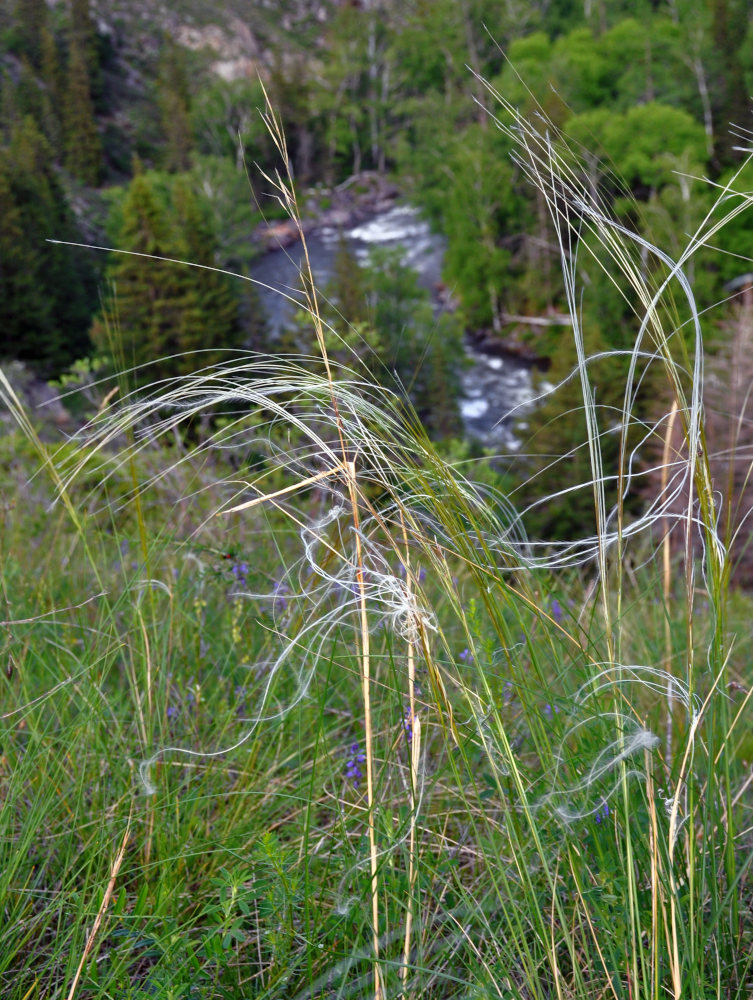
[94,171,247,384]
[15,58,44,125]
[0,160,47,362]
[158,45,193,173]
[171,178,245,365]
[14,0,47,68]
[0,117,95,374]
[64,39,102,184]
[68,0,102,105]
[95,170,183,379]
[40,26,64,157]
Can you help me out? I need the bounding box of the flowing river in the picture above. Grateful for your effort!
[250,203,535,450]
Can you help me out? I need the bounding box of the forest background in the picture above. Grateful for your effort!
[4,4,753,999]
[2,0,753,549]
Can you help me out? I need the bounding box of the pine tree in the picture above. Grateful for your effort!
[171,178,245,364]
[40,26,64,157]
[0,160,48,361]
[0,75,19,139]
[158,45,193,173]
[14,58,44,125]
[13,0,47,68]
[95,170,182,378]
[64,38,101,184]
[68,0,102,105]
[94,171,247,384]
[0,117,95,374]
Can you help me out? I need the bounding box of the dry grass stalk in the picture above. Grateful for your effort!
[66,813,132,1000]
[400,514,419,996]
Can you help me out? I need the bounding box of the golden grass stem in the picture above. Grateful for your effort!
[345,460,383,1000]
[66,813,132,1000]
[218,465,346,516]
[400,515,419,996]
[662,399,679,772]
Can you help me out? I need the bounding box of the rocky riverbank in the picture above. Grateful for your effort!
[252,171,401,252]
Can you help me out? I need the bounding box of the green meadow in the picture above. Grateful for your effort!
[3,115,753,998]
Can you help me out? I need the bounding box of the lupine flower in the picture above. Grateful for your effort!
[345,742,366,786]
[459,647,472,662]
[231,561,249,587]
[403,706,413,744]
[272,580,289,613]
[594,801,610,824]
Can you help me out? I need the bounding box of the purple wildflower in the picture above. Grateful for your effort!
[231,561,249,587]
[594,801,610,824]
[403,707,413,744]
[459,648,472,662]
[550,598,563,623]
[345,742,366,786]
[272,580,289,613]
[166,704,179,720]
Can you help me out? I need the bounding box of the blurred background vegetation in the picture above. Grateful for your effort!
[2,0,753,561]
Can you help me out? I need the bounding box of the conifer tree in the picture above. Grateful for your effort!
[68,0,102,105]
[0,161,45,359]
[94,171,248,384]
[0,74,19,139]
[0,117,95,374]
[158,45,193,172]
[40,27,64,157]
[64,38,102,184]
[171,177,244,362]
[15,58,44,125]
[95,170,182,378]
[14,0,47,68]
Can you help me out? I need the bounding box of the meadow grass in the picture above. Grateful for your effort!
[1,97,753,1000]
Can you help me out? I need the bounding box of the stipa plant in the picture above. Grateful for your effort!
[3,94,753,1000]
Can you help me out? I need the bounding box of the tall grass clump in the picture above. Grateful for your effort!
[2,92,752,1000]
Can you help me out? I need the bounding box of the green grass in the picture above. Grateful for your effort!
[2,99,753,1000]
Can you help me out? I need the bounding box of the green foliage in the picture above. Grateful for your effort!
[302,240,465,439]
[92,169,256,384]
[601,17,694,111]
[551,26,611,110]
[64,37,102,185]
[441,126,526,329]
[68,0,102,105]
[158,43,194,173]
[607,103,708,191]
[367,246,464,437]
[39,25,64,156]
[0,116,96,376]
[12,0,47,67]
[191,76,271,171]
[708,159,753,287]
[520,328,635,539]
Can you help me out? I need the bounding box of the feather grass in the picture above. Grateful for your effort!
[1,89,752,1000]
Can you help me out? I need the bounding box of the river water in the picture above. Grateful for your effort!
[250,203,535,450]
